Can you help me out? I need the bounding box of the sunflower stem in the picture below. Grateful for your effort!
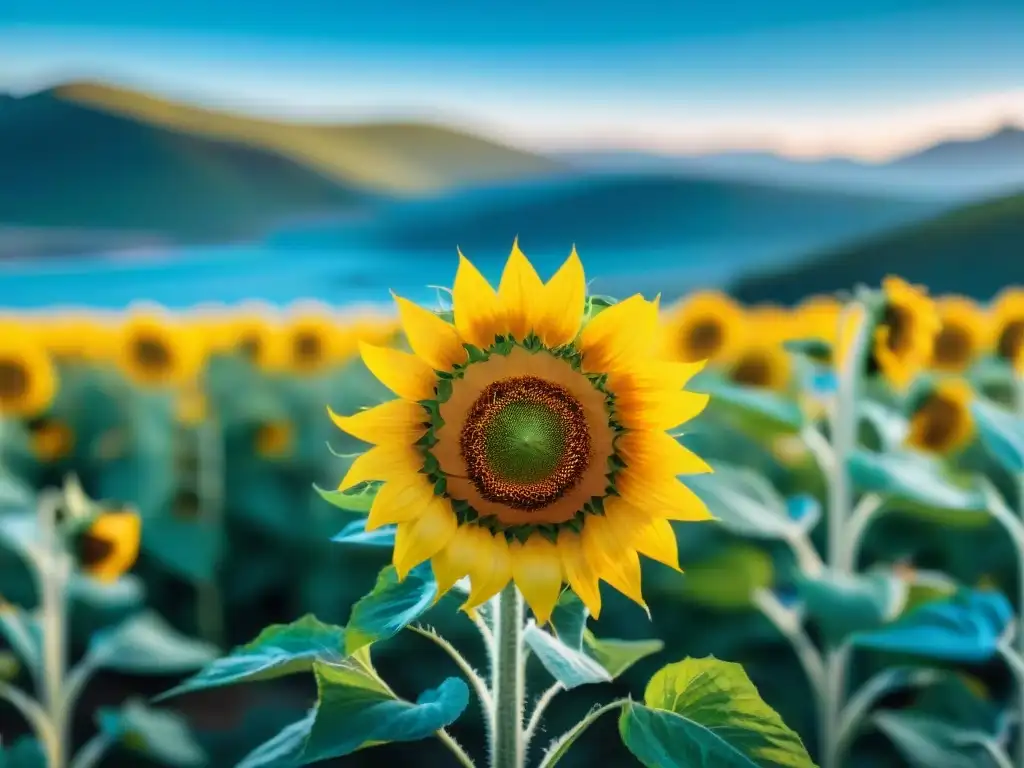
[37,489,70,768]
[1014,373,1024,768]
[490,583,525,768]
[820,301,872,768]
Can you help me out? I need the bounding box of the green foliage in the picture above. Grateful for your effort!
[345,563,437,653]
[96,700,207,766]
[619,656,816,767]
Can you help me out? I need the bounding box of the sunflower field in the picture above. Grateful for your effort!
[1,244,1024,768]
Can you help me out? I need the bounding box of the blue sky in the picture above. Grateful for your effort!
[2,0,1023,158]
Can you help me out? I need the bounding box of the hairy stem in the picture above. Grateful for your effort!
[437,729,476,768]
[491,583,524,768]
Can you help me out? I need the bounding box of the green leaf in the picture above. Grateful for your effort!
[0,735,46,767]
[583,630,663,679]
[874,710,1005,768]
[97,699,206,766]
[540,700,628,768]
[620,656,815,767]
[313,483,379,513]
[797,568,908,645]
[345,563,437,654]
[550,592,588,651]
[68,573,147,611]
[857,401,909,453]
[523,622,611,690]
[675,544,775,610]
[236,660,469,767]
[847,450,990,515]
[0,604,40,674]
[686,463,797,540]
[86,611,218,675]
[701,379,805,435]
[783,338,832,362]
[157,615,346,700]
[971,397,1024,474]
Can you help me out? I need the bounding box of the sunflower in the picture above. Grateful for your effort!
[255,421,293,459]
[930,296,988,373]
[74,510,142,583]
[284,304,346,374]
[867,277,940,389]
[906,379,974,455]
[26,416,75,462]
[726,306,794,391]
[990,288,1024,373]
[661,291,746,365]
[0,325,58,418]
[330,243,713,623]
[223,306,286,371]
[34,314,117,362]
[115,310,204,388]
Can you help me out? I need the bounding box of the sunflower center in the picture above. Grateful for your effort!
[917,395,961,451]
[238,334,261,359]
[882,304,914,353]
[0,360,29,399]
[685,318,724,358]
[460,375,591,511]
[294,332,322,361]
[76,530,116,568]
[730,352,773,388]
[133,335,171,370]
[997,320,1024,363]
[933,324,972,368]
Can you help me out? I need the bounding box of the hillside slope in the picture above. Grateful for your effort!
[0,92,367,242]
[731,192,1024,303]
[54,82,562,194]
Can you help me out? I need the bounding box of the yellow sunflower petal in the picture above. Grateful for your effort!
[579,294,660,373]
[328,401,427,445]
[582,515,648,612]
[365,473,437,530]
[337,444,421,491]
[607,360,706,396]
[462,531,513,613]
[616,430,712,477]
[510,536,563,625]
[393,294,468,372]
[557,530,603,618]
[431,524,483,600]
[452,251,503,349]
[497,239,545,340]
[393,496,458,580]
[631,516,682,571]
[359,342,437,401]
[618,390,710,431]
[617,470,713,522]
[537,247,586,348]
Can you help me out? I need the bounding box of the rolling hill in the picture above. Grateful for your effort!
[730,191,1024,303]
[53,82,562,194]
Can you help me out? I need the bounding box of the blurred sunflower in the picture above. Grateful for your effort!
[116,311,204,388]
[330,243,712,623]
[868,277,940,389]
[284,305,346,374]
[26,416,75,462]
[224,308,286,371]
[34,314,117,362]
[726,306,794,391]
[254,421,294,459]
[906,379,974,455]
[661,290,745,365]
[991,288,1024,372]
[0,326,58,418]
[74,509,142,583]
[930,296,988,373]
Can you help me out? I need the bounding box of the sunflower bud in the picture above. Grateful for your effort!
[71,508,142,583]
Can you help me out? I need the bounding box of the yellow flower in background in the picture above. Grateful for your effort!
[870,277,940,389]
[330,242,713,623]
[0,325,58,418]
[284,305,346,374]
[793,295,842,346]
[75,510,142,583]
[255,421,294,458]
[34,314,118,362]
[27,417,75,462]
[991,287,1024,372]
[175,387,207,426]
[116,311,204,388]
[662,291,745,365]
[726,305,794,391]
[906,379,974,455]
[930,296,989,373]
[224,309,287,371]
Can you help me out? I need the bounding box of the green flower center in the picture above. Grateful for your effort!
[461,375,591,511]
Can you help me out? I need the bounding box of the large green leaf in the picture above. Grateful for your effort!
[0,735,46,767]
[86,611,218,675]
[847,450,990,515]
[549,592,588,651]
[797,569,908,645]
[583,630,663,679]
[157,615,345,700]
[686,464,797,540]
[701,380,805,435]
[873,710,1005,768]
[96,699,206,766]
[345,563,437,654]
[523,622,611,690]
[619,656,816,767]
[970,396,1024,475]
[236,658,469,767]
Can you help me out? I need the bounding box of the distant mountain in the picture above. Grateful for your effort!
[53,82,562,194]
[730,192,1024,304]
[273,172,942,295]
[559,125,1024,201]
